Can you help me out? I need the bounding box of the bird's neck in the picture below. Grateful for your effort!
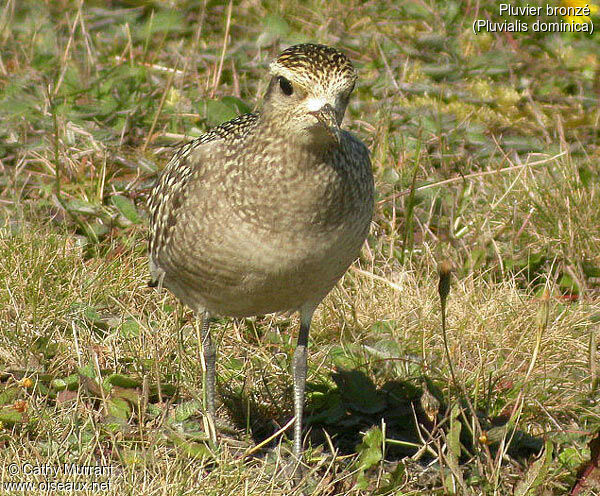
[255,114,339,153]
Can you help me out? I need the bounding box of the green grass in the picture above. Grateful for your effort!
[1,0,600,494]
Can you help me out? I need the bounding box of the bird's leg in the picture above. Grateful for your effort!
[198,313,217,443]
[292,307,314,459]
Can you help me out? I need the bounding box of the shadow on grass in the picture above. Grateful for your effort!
[220,368,543,462]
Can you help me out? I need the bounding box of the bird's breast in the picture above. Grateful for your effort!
[156,130,373,317]
[224,136,370,233]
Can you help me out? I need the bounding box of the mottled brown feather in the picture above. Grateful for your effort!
[148,44,373,318]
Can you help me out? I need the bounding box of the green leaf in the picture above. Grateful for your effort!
[557,446,583,470]
[558,273,579,294]
[149,383,177,400]
[137,10,185,40]
[80,305,111,332]
[204,99,238,127]
[111,386,140,405]
[578,165,593,187]
[447,404,462,459]
[378,462,407,493]
[364,340,402,361]
[88,221,110,240]
[328,345,362,369]
[369,321,399,334]
[582,261,600,278]
[120,319,140,339]
[101,416,130,433]
[220,96,252,115]
[256,14,290,47]
[223,357,244,371]
[466,247,487,271]
[107,374,141,389]
[382,167,400,185]
[0,407,25,425]
[306,391,345,425]
[66,198,100,216]
[0,93,38,116]
[174,400,202,422]
[168,431,212,460]
[107,397,132,420]
[50,378,67,391]
[264,14,290,36]
[500,136,544,153]
[78,362,96,379]
[514,440,554,496]
[356,426,383,470]
[51,374,80,391]
[111,195,142,224]
[399,1,431,18]
[422,64,458,81]
[444,404,465,491]
[0,387,19,406]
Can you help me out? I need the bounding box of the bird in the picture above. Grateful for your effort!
[147,43,374,461]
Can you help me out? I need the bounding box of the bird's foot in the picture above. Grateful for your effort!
[265,444,311,490]
[198,411,249,452]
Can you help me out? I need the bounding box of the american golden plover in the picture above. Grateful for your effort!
[148,43,374,459]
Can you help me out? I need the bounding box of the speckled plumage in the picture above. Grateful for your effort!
[147,43,374,461]
[148,112,259,265]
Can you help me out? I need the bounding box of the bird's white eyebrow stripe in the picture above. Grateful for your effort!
[306,97,327,112]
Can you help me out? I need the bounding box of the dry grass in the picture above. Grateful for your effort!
[1,0,600,494]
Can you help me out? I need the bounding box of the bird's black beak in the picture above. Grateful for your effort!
[309,103,341,145]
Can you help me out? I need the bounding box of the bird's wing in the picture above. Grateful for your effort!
[147,112,259,286]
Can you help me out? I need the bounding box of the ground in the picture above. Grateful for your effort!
[1,0,600,494]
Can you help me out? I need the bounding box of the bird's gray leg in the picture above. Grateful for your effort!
[201,315,216,418]
[198,312,217,442]
[292,307,315,458]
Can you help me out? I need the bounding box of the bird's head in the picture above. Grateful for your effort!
[262,43,358,146]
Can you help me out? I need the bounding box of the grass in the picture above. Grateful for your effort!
[1,0,600,494]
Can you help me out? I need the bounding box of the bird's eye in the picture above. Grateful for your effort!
[278,76,294,96]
